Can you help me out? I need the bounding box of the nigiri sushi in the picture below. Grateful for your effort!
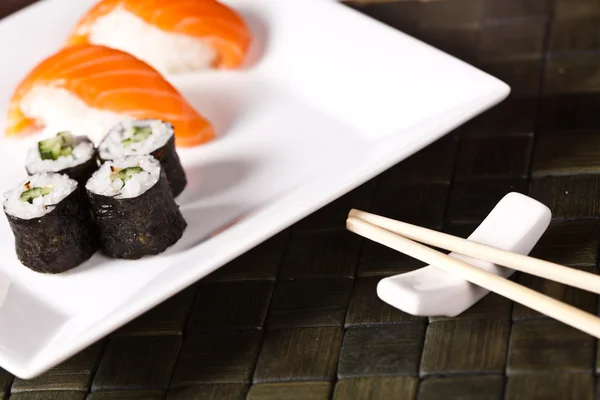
[5,44,215,147]
[66,0,252,74]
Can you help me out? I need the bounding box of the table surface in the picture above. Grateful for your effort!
[2,0,600,399]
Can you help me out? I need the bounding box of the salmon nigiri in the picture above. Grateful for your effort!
[66,0,253,74]
[5,44,215,147]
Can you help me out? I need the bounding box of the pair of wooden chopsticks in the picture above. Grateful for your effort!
[346,209,600,339]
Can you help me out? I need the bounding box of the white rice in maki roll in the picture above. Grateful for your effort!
[4,173,76,219]
[98,119,187,197]
[86,155,187,259]
[99,120,170,156]
[3,173,98,273]
[86,156,161,199]
[25,131,98,185]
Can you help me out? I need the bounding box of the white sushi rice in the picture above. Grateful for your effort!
[3,173,77,219]
[20,86,126,146]
[85,6,218,74]
[25,136,96,174]
[86,155,161,199]
[98,119,172,159]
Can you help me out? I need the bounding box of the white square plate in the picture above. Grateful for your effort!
[0,0,509,378]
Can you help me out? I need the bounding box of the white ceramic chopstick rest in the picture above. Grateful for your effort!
[376,192,552,317]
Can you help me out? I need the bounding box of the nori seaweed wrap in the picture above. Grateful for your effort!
[25,131,99,186]
[98,119,187,197]
[85,155,187,259]
[3,173,98,274]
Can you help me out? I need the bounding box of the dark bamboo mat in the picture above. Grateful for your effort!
[2,0,600,399]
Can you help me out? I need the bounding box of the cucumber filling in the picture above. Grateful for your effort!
[110,166,144,184]
[121,126,152,147]
[19,185,54,204]
[38,131,75,161]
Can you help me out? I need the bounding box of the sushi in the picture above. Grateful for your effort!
[4,44,215,147]
[66,0,252,74]
[25,131,99,186]
[98,119,187,197]
[3,173,98,273]
[86,155,187,259]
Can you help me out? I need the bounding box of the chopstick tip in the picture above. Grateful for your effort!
[348,208,360,218]
[346,216,357,231]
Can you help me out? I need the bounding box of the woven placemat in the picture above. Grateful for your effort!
[2,0,600,399]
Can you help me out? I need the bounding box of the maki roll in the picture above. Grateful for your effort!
[98,119,187,197]
[86,155,187,259]
[3,173,98,273]
[25,131,99,185]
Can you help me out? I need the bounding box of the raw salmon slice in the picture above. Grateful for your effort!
[66,0,252,74]
[5,44,215,147]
